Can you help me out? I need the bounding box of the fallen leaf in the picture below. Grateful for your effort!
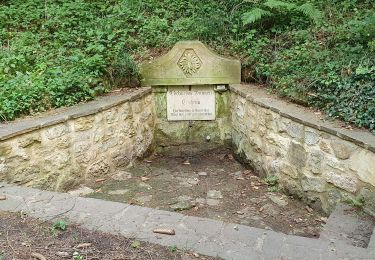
[76,243,92,249]
[153,228,175,235]
[31,252,46,260]
[182,160,190,165]
[243,170,252,175]
[56,252,69,257]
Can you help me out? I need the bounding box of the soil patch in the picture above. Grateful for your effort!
[0,211,218,260]
[82,147,326,238]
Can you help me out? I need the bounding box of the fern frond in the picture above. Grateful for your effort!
[242,8,272,25]
[296,3,323,24]
[263,0,296,11]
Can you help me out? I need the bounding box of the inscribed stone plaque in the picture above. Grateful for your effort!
[167,86,215,121]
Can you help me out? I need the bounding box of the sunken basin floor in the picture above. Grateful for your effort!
[77,147,326,238]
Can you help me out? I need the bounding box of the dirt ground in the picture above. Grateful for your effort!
[80,147,326,238]
[0,211,219,260]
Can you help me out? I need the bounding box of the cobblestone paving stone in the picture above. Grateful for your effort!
[0,182,374,260]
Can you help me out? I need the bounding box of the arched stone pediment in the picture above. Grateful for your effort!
[140,41,241,86]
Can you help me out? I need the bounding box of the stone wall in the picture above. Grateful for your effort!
[0,88,154,191]
[153,85,231,154]
[2,82,375,216]
[230,84,375,215]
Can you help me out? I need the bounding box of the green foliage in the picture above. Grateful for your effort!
[242,0,323,26]
[73,252,83,260]
[264,175,279,191]
[0,0,374,132]
[264,175,279,186]
[169,245,178,252]
[52,220,67,231]
[345,195,365,208]
[242,8,272,25]
[131,240,141,249]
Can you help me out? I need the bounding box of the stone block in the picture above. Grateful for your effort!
[279,162,299,179]
[12,165,41,185]
[86,157,111,177]
[286,122,304,141]
[331,140,356,160]
[0,143,12,156]
[131,100,142,114]
[307,148,324,175]
[44,124,68,140]
[153,92,167,118]
[279,175,304,198]
[319,140,332,154]
[74,116,95,131]
[287,141,307,168]
[359,187,375,216]
[349,150,375,187]
[304,129,320,146]
[118,102,132,120]
[44,150,70,170]
[104,109,119,124]
[53,136,71,149]
[18,133,41,148]
[301,175,327,192]
[323,171,358,193]
[111,150,132,168]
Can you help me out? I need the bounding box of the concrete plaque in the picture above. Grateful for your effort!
[167,86,215,121]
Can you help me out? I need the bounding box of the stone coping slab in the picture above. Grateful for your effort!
[0,183,373,260]
[230,84,375,153]
[0,87,152,141]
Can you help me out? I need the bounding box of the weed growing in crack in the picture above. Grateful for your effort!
[263,175,280,192]
[345,195,365,209]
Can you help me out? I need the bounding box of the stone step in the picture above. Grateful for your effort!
[1,182,373,259]
[320,204,375,248]
[369,227,375,250]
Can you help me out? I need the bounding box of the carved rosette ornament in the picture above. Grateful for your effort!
[178,49,202,77]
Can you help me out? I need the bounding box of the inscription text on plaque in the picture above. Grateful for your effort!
[167,86,215,121]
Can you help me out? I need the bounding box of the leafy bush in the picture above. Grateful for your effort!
[0,0,374,133]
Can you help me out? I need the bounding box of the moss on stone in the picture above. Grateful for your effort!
[153,92,167,118]
[216,92,230,118]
